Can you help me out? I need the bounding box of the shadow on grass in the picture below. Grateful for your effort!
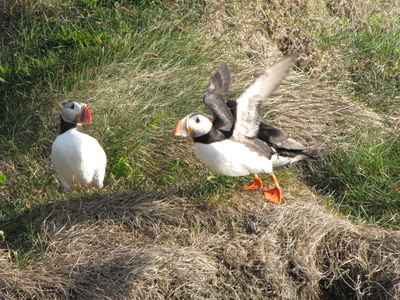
[1,186,400,299]
[0,188,218,299]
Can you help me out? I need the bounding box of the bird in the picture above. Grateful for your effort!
[51,101,107,191]
[174,57,313,204]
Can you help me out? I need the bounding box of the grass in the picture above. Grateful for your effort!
[2,190,400,299]
[1,0,398,216]
[312,133,400,228]
[0,0,398,231]
[255,1,400,114]
[0,1,259,263]
[0,0,217,217]
[0,1,399,297]
[316,12,400,112]
[0,0,202,135]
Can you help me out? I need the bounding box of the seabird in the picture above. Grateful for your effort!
[51,101,107,191]
[174,57,312,204]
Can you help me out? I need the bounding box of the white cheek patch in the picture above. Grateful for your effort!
[190,117,212,137]
[61,109,75,123]
[61,103,82,123]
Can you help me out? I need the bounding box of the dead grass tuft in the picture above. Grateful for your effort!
[1,192,399,299]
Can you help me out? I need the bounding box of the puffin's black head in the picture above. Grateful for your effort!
[60,101,92,134]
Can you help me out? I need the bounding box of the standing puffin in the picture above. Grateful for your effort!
[174,57,312,204]
[51,101,107,191]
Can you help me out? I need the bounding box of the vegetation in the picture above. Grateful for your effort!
[0,0,223,217]
[0,0,399,299]
[312,133,400,228]
[321,12,400,112]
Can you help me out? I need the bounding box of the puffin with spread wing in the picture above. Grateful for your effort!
[174,57,313,204]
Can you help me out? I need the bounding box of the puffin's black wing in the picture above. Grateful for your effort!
[203,63,234,133]
[258,122,306,150]
[232,57,296,139]
[217,63,231,101]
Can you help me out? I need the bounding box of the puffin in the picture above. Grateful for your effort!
[174,57,312,204]
[51,101,107,191]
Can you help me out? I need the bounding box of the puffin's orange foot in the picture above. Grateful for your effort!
[242,174,263,190]
[262,187,282,204]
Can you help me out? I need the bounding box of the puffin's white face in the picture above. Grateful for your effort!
[174,113,212,137]
[61,101,92,124]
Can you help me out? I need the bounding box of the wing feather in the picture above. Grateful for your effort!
[233,56,296,138]
[203,63,234,133]
[258,122,306,150]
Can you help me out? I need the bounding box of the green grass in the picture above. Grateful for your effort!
[269,2,399,113]
[315,11,400,113]
[0,0,200,137]
[312,133,400,228]
[1,0,399,266]
[0,0,215,218]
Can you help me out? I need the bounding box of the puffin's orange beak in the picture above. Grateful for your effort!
[80,104,92,124]
[174,116,188,136]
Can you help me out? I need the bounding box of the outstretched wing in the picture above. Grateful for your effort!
[233,56,296,139]
[203,63,234,133]
[258,122,306,150]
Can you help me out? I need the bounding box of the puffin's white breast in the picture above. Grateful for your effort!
[194,139,273,176]
[51,129,107,191]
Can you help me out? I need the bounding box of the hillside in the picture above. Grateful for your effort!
[0,0,399,299]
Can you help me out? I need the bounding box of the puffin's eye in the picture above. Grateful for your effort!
[70,103,75,110]
[195,117,200,123]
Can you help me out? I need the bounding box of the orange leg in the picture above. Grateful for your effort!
[262,174,282,204]
[243,174,264,190]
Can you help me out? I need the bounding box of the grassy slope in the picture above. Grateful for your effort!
[0,0,399,286]
[0,0,224,216]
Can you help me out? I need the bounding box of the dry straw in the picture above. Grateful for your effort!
[1,191,399,299]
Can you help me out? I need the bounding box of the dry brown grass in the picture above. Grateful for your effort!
[1,191,399,299]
